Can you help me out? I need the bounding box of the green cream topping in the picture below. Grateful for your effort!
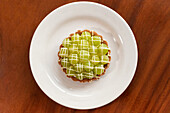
[59,31,110,80]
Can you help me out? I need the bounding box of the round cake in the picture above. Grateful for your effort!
[58,30,111,82]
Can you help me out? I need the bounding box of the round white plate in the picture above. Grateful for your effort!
[29,2,138,110]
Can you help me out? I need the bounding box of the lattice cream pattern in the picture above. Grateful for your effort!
[61,58,70,68]
[79,50,90,60]
[84,62,94,72]
[74,63,84,72]
[66,66,76,77]
[58,30,111,82]
[78,39,89,50]
[69,44,79,53]
[63,38,72,47]
[90,36,101,46]
[81,31,91,40]
[94,64,105,75]
[59,47,68,58]
[98,44,110,55]
[91,55,100,65]
[71,33,81,44]
[69,54,79,64]
[100,55,110,64]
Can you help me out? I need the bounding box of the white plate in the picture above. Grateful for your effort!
[29,2,138,110]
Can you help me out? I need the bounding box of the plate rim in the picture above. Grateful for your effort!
[29,1,138,110]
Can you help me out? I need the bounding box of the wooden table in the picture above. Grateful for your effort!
[0,0,169,113]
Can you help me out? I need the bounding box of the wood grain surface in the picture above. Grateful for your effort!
[0,0,169,113]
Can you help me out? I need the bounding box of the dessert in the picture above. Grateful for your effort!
[58,30,111,82]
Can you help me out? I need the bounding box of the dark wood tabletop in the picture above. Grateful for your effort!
[0,0,169,113]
